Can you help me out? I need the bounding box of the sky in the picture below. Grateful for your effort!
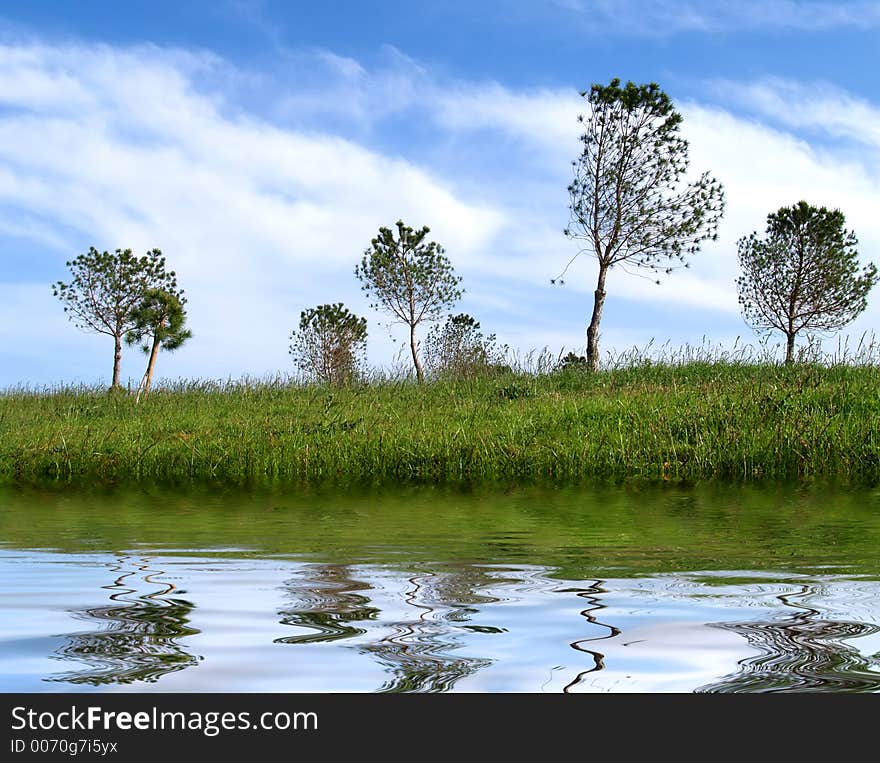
[1,0,879,387]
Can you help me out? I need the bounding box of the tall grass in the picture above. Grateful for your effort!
[3,339,880,487]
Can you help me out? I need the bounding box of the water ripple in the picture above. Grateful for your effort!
[46,555,200,686]
[3,551,880,692]
[698,583,880,693]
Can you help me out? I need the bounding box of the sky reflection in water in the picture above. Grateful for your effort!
[2,550,879,692]
[3,484,880,692]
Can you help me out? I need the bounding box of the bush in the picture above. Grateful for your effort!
[289,303,367,386]
[424,314,507,380]
[557,352,589,372]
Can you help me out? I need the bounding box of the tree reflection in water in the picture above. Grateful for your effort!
[699,583,880,693]
[561,580,620,692]
[365,569,494,693]
[276,564,497,692]
[48,556,199,685]
[275,564,380,644]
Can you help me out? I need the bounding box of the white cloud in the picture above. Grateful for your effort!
[433,83,578,157]
[682,101,880,289]
[274,44,429,129]
[2,40,880,383]
[0,42,505,385]
[552,0,880,35]
[420,75,880,357]
[712,78,880,154]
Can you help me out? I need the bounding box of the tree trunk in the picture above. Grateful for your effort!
[144,336,161,395]
[135,337,161,404]
[112,334,123,389]
[586,266,608,372]
[409,323,424,383]
[785,331,796,365]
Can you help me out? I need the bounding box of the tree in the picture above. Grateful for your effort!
[289,303,367,386]
[125,289,191,401]
[558,78,725,371]
[557,351,589,372]
[424,313,507,379]
[736,201,877,364]
[53,248,178,388]
[355,220,462,383]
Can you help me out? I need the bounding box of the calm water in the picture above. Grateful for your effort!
[2,484,880,692]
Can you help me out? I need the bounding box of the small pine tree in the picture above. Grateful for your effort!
[355,221,462,383]
[125,289,191,401]
[53,247,178,388]
[289,303,367,386]
[560,79,725,371]
[736,201,878,364]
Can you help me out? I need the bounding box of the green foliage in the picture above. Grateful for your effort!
[289,303,367,387]
[494,381,534,401]
[563,79,725,274]
[126,289,191,354]
[52,247,178,387]
[557,352,589,372]
[737,201,878,363]
[424,313,508,379]
[124,288,191,400]
[355,221,462,322]
[560,78,725,371]
[354,220,462,382]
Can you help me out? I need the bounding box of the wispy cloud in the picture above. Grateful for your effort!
[712,78,880,154]
[553,0,880,35]
[1,40,880,384]
[273,45,429,130]
[0,41,505,384]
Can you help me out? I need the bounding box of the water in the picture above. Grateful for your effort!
[2,484,880,692]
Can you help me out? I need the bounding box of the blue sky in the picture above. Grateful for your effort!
[1,1,880,386]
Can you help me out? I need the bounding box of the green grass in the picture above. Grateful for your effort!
[2,360,880,486]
